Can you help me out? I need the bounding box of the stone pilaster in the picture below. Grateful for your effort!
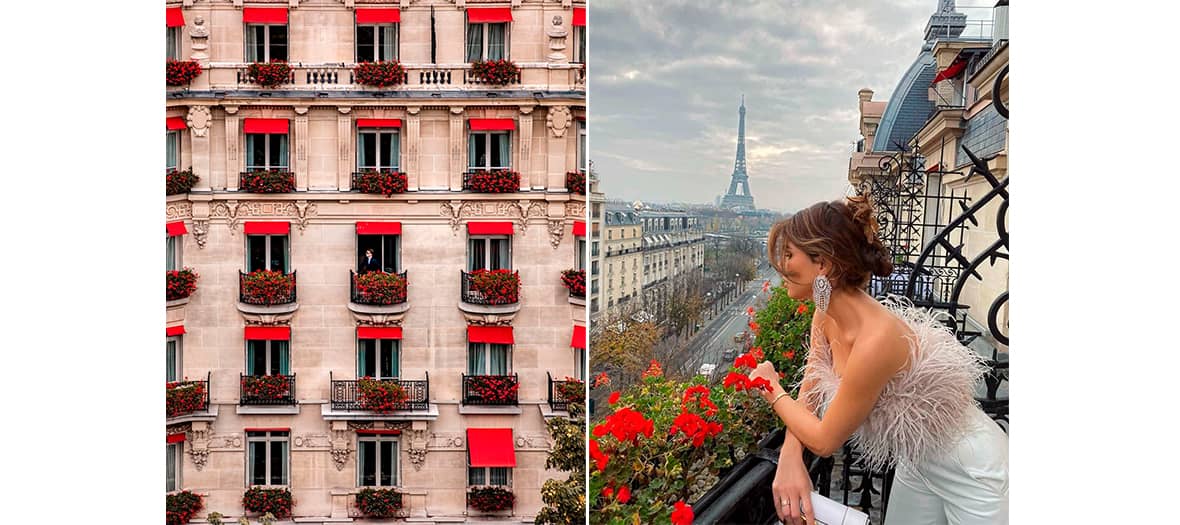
[337,106,353,190]
[518,106,535,190]
[546,106,572,191]
[187,106,213,191]
[294,106,310,190]
[223,105,240,191]
[405,106,421,191]
[449,106,465,192]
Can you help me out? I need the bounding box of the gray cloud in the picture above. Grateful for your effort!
[589,0,993,212]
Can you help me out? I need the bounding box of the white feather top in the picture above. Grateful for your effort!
[801,298,989,471]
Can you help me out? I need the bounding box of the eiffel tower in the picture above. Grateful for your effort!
[720,96,756,211]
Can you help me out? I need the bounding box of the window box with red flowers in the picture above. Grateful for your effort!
[243,487,293,519]
[356,487,404,518]
[167,168,199,195]
[167,379,209,418]
[463,169,521,193]
[549,374,584,412]
[469,59,521,86]
[354,61,407,88]
[245,61,293,88]
[352,170,408,196]
[239,170,296,193]
[166,490,204,525]
[239,270,297,305]
[565,171,586,195]
[167,59,203,86]
[240,374,295,406]
[561,269,585,298]
[167,268,199,301]
[351,270,408,305]
[463,269,521,306]
[467,486,515,512]
[357,377,409,413]
[462,374,519,406]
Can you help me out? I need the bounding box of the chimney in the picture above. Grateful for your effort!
[858,88,874,104]
[993,0,1009,43]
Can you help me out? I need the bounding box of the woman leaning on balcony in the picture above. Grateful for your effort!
[748,196,1008,525]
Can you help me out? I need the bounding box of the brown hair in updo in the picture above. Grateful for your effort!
[767,195,893,290]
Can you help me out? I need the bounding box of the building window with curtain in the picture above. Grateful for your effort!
[467,342,510,376]
[467,236,511,271]
[577,121,586,173]
[576,238,586,271]
[469,466,511,487]
[167,335,182,383]
[245,133,288,171]
[357,129,400,171]
[357,233,400,274]
[247,430,289,486]
[167,442,182,491]
[357,435,399,487]
[246,340,290,376]
[167,130,179,172]
[167,27,180,60]
[246,233,289,273]
[245,23,288,62]
[468,132,511,170]
[574,348,585,380]
[572,26,585,63]
[466,22,508,61]
[357,338,399,379]
[167,235,183,272]
[356,23,398,62]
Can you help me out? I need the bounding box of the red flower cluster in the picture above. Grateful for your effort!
[357,377,408,413]
[796,303,810,315]
[167,268,199,301]
[468,486,514,512]
[641,359,663,379]
[669,410,723,447]
[465,169,521,193]
[356,487,403,518]
[241,375,291,401]
[467,374,520,404]
[166,59,203,86]
[607,391,620,405]
[592,371,610,388]
[723,372,772,392]
[681,385,718,416]
[241,270,296,305]
[167,168,199,195]
[748,321,761,335]
[589,439,608,471]
[601,484,632,504]
[671,500,694,525]
[240,170,296,193]
[556,377,585,405]
[243,487,293,518]
[565,171,587,195]
[354,61,407,87]
[354,271,407,305]
[354,170,407,196]
[560,269,586,297]
[592,406,654,443]
[469,269,521,304]
[166,490,204,525]
[246,61,292,88]
[470,59,521,86]
[166,381,207,418]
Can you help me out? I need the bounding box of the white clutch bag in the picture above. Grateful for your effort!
[779,492,870,525]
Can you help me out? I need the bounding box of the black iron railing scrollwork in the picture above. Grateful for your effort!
[461,374,519,406]
[239,373,297,406]
[329,372,430,412]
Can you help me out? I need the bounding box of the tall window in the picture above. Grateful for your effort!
[358,435,399,487]
[167,235,182,271]
[247,430,289,486]
[167,131,179,172]
[247,340,290,375]
[245,24,288,62]
[468,132,511,170]
[356,24,398,62]
[467,343,510,376]
[468,236,511,271]
[167,442,183,491]
[572,26,585,63]
[167,336,182,383]
[247,234,289,273]
[167,27,180,60]
[576,238,587,271]
[574,348,585,380]
[357,130,399,171]
[469,467,510,486]
[245,134,288,171]
[358,234,400,273]
[577,121,587,173]
[357,339,399,379]
[465,22,508,61]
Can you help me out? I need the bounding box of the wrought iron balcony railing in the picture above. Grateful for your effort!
[239,170,296,193]
[350,269,408,305]
[329,372,430,412]
[461,374,519,406]
[166,372,210,418]
[460,270,520,306]
[462,169,520,193]
[547,372,583,412]
[166,62,583,92]
[239,373,296,406]
[351,169,407,195]
[239,270,298,305]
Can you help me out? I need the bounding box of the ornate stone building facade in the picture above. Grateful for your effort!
[165,0,586,521]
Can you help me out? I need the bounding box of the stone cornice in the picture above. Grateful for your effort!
[913,107,966,150]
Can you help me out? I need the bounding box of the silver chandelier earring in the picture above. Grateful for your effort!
[813,275,832,312]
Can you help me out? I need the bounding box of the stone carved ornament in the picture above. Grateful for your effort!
[515,433,554,450]
[187,106,212,138]
[211,201,319,234]
[548,219,565,248]
[167,202,193,221]
[192,220,210,248]
[407,429,430,471]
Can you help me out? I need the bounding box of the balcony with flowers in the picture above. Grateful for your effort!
[239,373,296,406]
[461,373,520,407]
[458,269,522,322]
[544,373,584,419]
[237,269,298,323]
[351,169,408,197]
[323,372,435,421]
[348,270,410,325]
[167,268,199,309]
[166,168,198,196]
[239,170,296,194]
[167,373,215,424]
[462,169,521,193]
[467,486,515,516]
[561,269,585,301]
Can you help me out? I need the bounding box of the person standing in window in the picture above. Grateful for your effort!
[361,249,382,274]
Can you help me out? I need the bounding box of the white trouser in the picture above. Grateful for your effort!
[884,408,1008,525]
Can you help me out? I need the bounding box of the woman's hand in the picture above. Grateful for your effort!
[749,361,785,402]
[773,452,814,525]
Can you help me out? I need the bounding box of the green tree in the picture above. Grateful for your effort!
[536,402,587,525]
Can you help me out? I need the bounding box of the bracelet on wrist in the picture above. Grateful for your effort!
[769,391,790,409]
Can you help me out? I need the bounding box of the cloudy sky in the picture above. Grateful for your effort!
[589,0,995,212]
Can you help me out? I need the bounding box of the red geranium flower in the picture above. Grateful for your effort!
[608,391,620,405]
[616,485,631,504]
[797,303,810,315]
[671,500,694,525]
[589,439,609,471]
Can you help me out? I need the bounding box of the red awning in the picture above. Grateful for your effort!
[931,55,968,84]
[244,118,289,134]
[167,221,188,236]
[572,221,586,237]
[167,7,185,27]
[469,118,516,131]
[356,222,402,235]
[243,7,288,24]
[571,325,586,349]
[167,117,187,130]
[467,326,514,345]
[357,326,403,340]
[243,221,290,235]
[167,433,186,444]
[572,7,586,26]
[244,326,291,341]
[357,118,402,128]
[357,429,402,435]
[467,428,516,467]
[467,222,514,235]
[356,8,401,24]
[466,7,513,23]
[926,163,941,173]
[245,427,291,432]
[167,325,186,337]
